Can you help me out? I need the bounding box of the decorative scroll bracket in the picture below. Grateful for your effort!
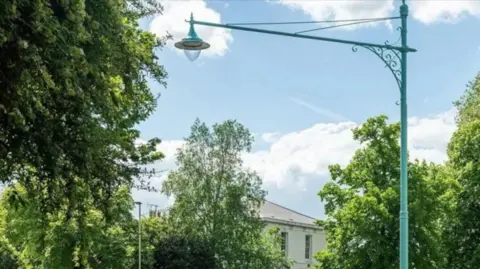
[352,44,403,91]
[352,26,404,93]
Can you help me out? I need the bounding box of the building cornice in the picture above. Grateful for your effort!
[262,217,324,231]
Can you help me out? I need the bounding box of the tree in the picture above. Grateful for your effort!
[0,0,167,214]
[162,119,289,269]
[445,73,480,269]
[152,235,215,269]
[245,226,294,269]
[126,215,170,269]
[314,116,458,269]
[453,73,480,125]
[0,203,21,269]
[0,239,20,269]
[0,182,136,269]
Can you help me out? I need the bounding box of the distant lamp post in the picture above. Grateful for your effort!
[175,2,415,269]
[135,201,142,269]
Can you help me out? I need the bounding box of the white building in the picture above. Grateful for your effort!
[148,200,326,268]
[260,201,326,269]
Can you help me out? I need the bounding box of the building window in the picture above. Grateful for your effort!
[305,235,312,259]
[281,232,288,255]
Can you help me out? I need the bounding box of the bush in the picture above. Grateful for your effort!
[153,235,215,269]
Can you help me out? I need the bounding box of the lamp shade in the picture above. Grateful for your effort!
[174,14,210,61]
[174,37,210,51]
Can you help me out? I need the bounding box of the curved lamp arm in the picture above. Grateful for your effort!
[189,19,414,92]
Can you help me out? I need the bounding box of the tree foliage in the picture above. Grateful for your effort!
[314,116,458,269]
[445,72,480,269]
[0,240,20,269]
[152,235,215,269]
[247,226,294,269]
[162,119,290,269]
[127,215,170,269]
[0,183,136,269]
[453,73,480,125]
[0,0,166,214]
[0,203,21,269]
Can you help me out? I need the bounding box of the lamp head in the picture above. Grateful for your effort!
[174,13,210,61]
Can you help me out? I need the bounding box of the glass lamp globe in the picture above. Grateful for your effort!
[184,49,202,61]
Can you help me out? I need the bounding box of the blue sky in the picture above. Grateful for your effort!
[133,0,480,218]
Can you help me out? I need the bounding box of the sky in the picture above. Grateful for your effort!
[132,0,480,219]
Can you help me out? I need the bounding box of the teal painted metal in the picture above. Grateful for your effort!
[190,19,416,53]
[184,13,203,44]
[352,44,402,90]
[174,14,210,51]
[183,3,414,268]
[399,2,409,269]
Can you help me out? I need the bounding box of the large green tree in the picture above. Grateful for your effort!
[0,202,22,269]
[0,0,166,214]
[314,116,458,269]
[0,182,136,269]
[127,214,170,269]
[445,72,480,269]
[162,119,290,269]
[152,235,215,269]
[453,73,480,125]
[0,239,20,269]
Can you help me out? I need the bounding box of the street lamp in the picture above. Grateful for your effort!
[135,201,142,269]
[175,1,415,269]
[174,13,210,61]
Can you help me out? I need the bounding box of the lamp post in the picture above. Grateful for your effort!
[135,201,142,269]
[175,1,415,269]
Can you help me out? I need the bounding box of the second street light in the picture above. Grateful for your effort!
[175,1,416,269]
[135,201,142,269]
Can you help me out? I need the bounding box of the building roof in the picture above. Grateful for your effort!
[260,200,321,229]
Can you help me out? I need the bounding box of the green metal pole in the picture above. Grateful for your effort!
[186,9,414,268]
[191,20,416,53]
[399,2,409,269]
[135,202,142,269]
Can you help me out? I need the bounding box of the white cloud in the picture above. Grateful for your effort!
[408,108,457,162]
[157,140,185,162]
[273,0,480,28]
[274,0,396,30]
[410,0,480,24]
[289,97,350,122]
[134,109,458,209]
[243,121,359,189]
[150,0,233,57]
[261,132,281,143]
[244,108,457,189]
